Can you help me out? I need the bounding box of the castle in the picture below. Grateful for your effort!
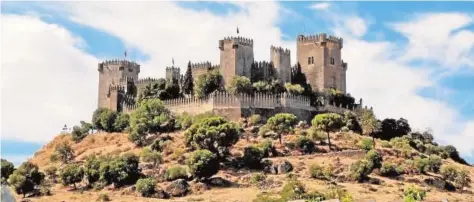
[97,33,362,121]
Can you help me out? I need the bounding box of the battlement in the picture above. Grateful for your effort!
[191,61,212,69]
[109,84,125,92]
[165,66,180,72]
[297,33,343,47]
[270,45,291,55]
[221,36,254,47]
[137,77,159,85]
[342,60,348,70]
[98,59,141,74]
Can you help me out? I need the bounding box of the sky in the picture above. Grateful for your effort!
[1,1,474,166]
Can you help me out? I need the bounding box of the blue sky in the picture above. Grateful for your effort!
[1,1,474,166]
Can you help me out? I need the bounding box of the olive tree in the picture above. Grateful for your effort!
[227,75,253,95]
[129,99,172,145]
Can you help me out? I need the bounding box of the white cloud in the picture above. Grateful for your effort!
[344,16,368,37]
[310,3,330,11]
[392,13,474,69]
[1,14,98,142]
[337,13,474,158]
[53,1,295,78]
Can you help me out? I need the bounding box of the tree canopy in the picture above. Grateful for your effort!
[194,69,224,98]
[311,113,344,150]
[265,113,298,144]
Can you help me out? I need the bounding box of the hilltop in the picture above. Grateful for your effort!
[9,120,474,202]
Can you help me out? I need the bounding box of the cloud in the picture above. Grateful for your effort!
[51,1,295,78]
[392,13,474,69]
[310,3,330,11]
[336,13,474,159]
[1,14,98,142]
[344,16,368,37]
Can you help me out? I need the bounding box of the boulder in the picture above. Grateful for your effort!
[209,177,232,187]
[263,160,293,175]
[165,179,189,197]
[191,182,209,194]
[153,188,169,199]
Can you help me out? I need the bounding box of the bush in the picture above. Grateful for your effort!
[194,69,223,98]
[443,145,469,165]
[454,169,470,190]
[380,140,391,148]
[279,180,306,201]
[258,139,276,157]
[251,173,266,185]
[8,162,44,198]
[55,142,74,164]
[129,99,172,146]
[184,116,241,157]
[83,155,101,186]
[426,155,442,173]
[309,164,332,180]
[102,153,141,187]
[113,113,130,132]
[135,178,156,197]
[97,193,110,201]
[71,121,92,142]
[249,114,263,126]
[59,164,84,189]
[150,136,172,152]
[413,157,429,173]
[243,146,265,169]
[176,113,193,130]
[1,159,14,181]
[186,149,219,179]
[380,162,400,177]
[294,136,315,154]
[258,125,272,138]
[44,166,58,183]
[349,159,373,182]
[164,166,188,181]
[140,147,163,168]
[440,165,458,181]
[403,184,426,202]
[310,130,327,143]
[365,150,382,169]
[358,138,374,151]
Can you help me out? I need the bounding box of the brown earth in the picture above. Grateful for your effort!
[15,130,474,202]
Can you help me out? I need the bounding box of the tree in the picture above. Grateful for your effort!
[242,146,265,169]
[72,121,93,142]
[140,147,163,168]
[311,113,344,151]
[135,178,156,197]
[194,69,224,98]
[100,109,118,132]
[59,164,84,189]
[83,155,101,186]
[44,166,58,183]
[184,116,241,158]
[186,149,219,180]
[253,81,271,93]
[156,78,167,90]
[182,61,194,95]
[55,142,74,164]
[284,83,304,95]
[92,108,108,131]
[129,99,172,145]
[107,153,141,187]
[359,109,381,148]
[227,75,253,95]
[1,158,14,182]
[8,162,44,198]
[113,113,130,132]
[374,118,411,140]
[343,111,362,134]
[265,113,298,144]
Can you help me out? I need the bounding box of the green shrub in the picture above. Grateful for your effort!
[44,166,58,182]
[186,149,219,179]
[380,162,400,177]
[176,113,193,130]
[59,164,84,189]
[251,173,266,185]
[135,177,156,197]
[323,188,355,202]
[358,138,373,151]
[380,140,391,148]
[440,165,458,181]
[413,157,429,173]
[426,155,442,173]
[83,155,101,186]
[349,159,373,182]
[294,136,315,154]
[309,164,332,180]
[365,150,382,169]
[97,193,111,201]
[454,169,470,190]
[403,185,426,202]
[258,125,272,138]
[249,114,263,126]
[243,146,265,169]
[258,139,276,157]
[98,153,141,187]
[164,166,188,181]
[8,162,44,198]
[279,180,306,201]
[140,147,163,168]
[309,130,327,143]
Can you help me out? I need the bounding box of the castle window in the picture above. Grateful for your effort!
[308,56,315,65]
[330,57,335,65]
[128,67,133,72]
[119,66,124,71]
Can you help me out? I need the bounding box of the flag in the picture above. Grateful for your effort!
[124,50,127,58]
[172,57,175,66]
[237,26,239,34]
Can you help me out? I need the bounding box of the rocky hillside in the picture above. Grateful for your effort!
[16,126,474,202]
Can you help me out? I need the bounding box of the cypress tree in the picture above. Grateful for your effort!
[183,61,194,95]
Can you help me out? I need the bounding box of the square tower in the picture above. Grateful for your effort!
[97,59,140,110]
[165,66,181,86]
[296,34,347,93]
[219,36,254,85]
[270,46,291,83]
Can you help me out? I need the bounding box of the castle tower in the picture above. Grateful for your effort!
[270,46,291,83]
[219,36,254,85]
[296,33,347,93]
[165,66,180,85]
[97,59,140,110]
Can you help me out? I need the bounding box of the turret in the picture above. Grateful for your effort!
[219,36,254,85]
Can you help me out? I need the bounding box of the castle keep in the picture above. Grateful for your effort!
[97,34,359,121]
